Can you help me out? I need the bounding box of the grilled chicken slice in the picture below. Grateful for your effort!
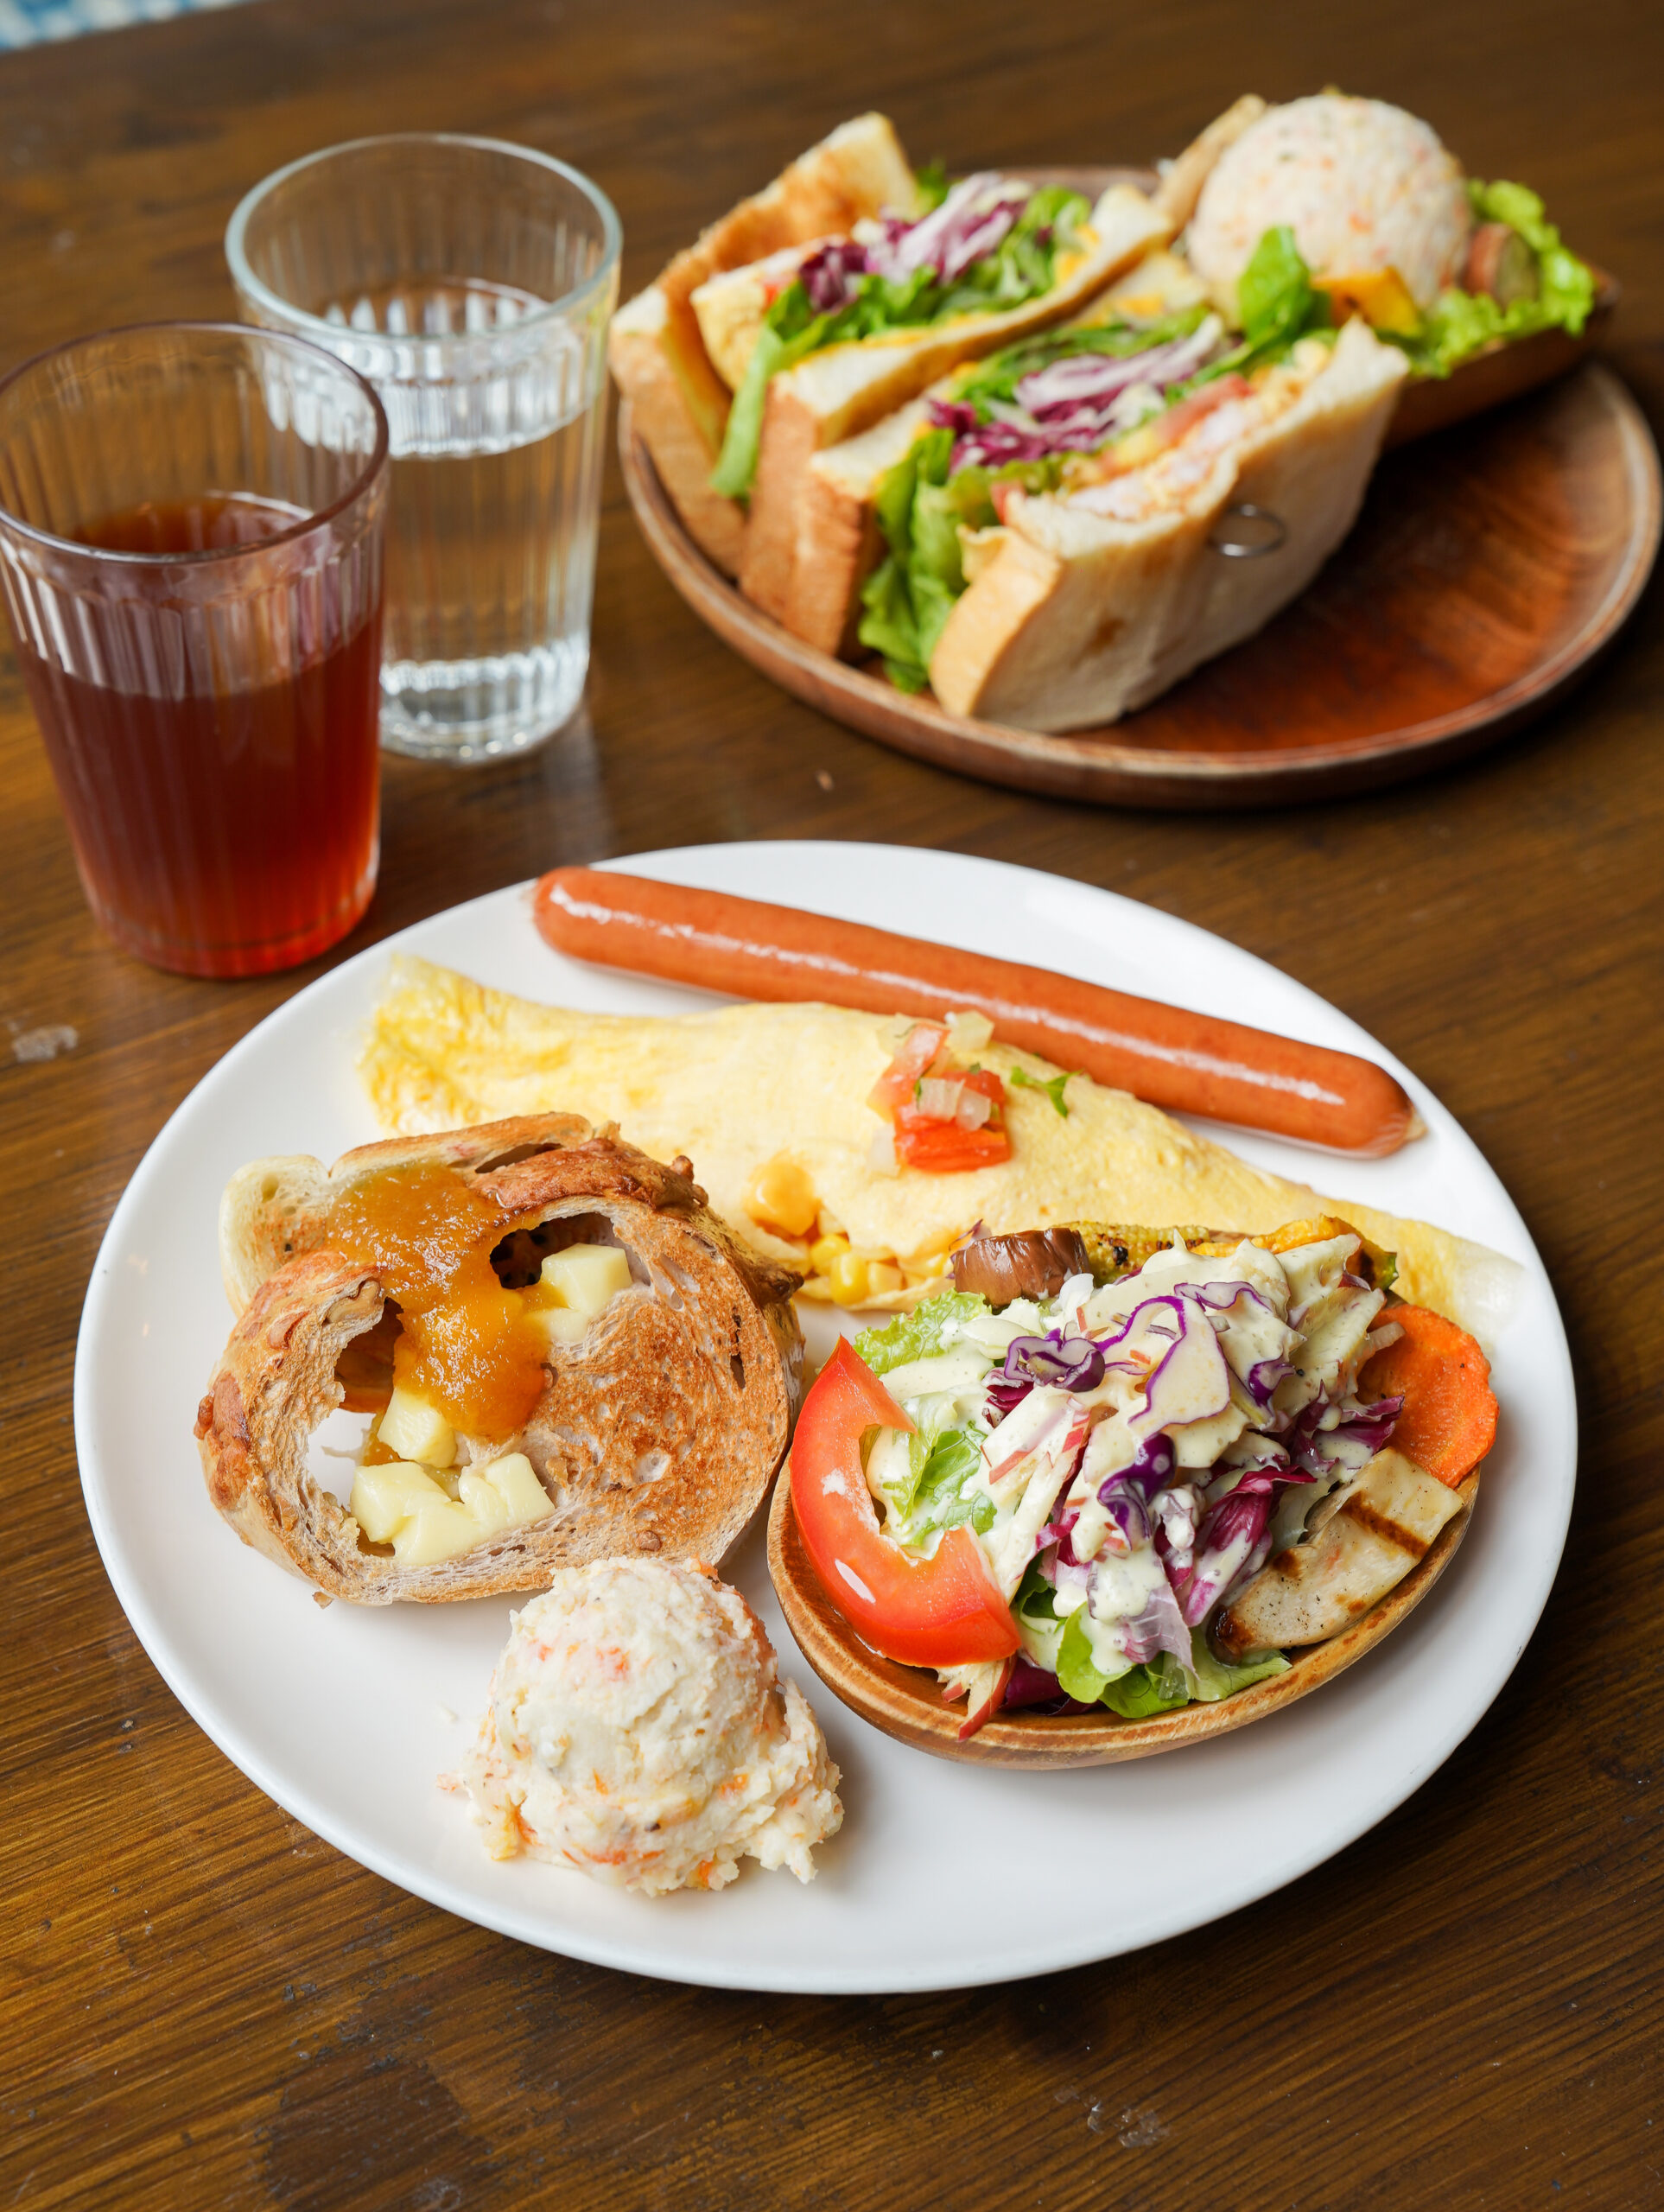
[1214,1446,1466,1659]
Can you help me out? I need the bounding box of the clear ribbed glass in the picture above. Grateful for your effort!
[226,135,621,764]
[0,322,388,978]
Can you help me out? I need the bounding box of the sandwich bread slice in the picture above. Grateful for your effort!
[926,315,1407,728]
[734,181,1175,639]
[607,113,919,575]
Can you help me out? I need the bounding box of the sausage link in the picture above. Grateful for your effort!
[533,868,1419,1156]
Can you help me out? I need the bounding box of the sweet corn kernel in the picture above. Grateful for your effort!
[867,1262,905,1297]
[809,1232,851,1275]
[825,1250,872,1306]
[744,1154,819,1240]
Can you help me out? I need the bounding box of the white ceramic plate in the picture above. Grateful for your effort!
[75,842,1574,1994]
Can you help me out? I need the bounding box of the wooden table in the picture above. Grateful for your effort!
[4,3,1660,2205]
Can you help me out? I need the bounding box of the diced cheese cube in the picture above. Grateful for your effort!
[476,1450,555,1526]
[350,1459,449,1544]
[394,1494,477,1566]
[375,1385,455,1469]
[541,1243,632,1321]
[538,1304,593,1347]
[457,1467,513,1539]
[347,1452,553,1567]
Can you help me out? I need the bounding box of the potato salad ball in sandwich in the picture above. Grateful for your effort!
[1184,92,1474,319]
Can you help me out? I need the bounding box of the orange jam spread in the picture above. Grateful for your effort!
[327,1161,556,1440]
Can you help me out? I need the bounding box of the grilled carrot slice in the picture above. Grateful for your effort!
[1362,1305,1498,1486]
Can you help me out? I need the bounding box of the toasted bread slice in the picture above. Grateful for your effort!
[198,1116,803,1603]
[929,315,1407,730]
[1213,1446,1469,1659]
[607,113,918,576]
[739,184,1176,634]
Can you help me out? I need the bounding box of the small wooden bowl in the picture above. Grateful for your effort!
[767,1461,1481,1768]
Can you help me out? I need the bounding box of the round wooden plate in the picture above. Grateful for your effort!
[619,263,1657,810]
[768,1458,1481,1768]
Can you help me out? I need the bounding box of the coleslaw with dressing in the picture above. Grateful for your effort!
[848,1223,1407,1721]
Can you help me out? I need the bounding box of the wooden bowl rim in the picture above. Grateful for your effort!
[767,1456,1483,1767]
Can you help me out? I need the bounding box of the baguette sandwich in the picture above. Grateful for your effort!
[607,112,921,575]
[196,1115,803,1602]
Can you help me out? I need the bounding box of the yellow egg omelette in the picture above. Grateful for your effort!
[361,957,1520,1343]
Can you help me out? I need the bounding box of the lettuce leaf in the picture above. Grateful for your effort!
[1056,1614,1289,1713]
[858,431,1064,686]
[1237,224,1318,353]
[1187,1630,1289,1703]
[854,1289,988,1377]
[1388,179,1596,378]
[1187,227,1333,392]
[709,188,1090,500]
[905,1426,994,1541]
[914,161,950,215]
[1013,1559,1067,1670]
[932,187,1089,319]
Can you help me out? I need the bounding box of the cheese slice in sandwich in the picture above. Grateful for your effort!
[729,178,1176,639]
[607,112,920,576]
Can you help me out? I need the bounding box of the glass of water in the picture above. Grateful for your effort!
[226,135,619,763]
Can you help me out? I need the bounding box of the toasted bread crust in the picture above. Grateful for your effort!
[201,1119,804,1603]
[607,114,918,577]
[1150,94,1268,230]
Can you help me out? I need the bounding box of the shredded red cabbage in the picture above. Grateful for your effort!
[799,238,870,315]
[1170,1471,1283,1627]
[866,172,1031,284]
[1003,1332,1105,1391]
[1001,1658,1089,1714]
[928,318,1223,474]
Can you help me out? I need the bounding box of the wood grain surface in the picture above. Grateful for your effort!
[2,3,1660,2209]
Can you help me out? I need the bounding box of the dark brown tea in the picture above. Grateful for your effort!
[16,495,383,976]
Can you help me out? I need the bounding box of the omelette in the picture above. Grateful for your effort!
[361,957,1520,1344]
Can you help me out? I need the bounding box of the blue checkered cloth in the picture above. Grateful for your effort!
[0,0,251,44]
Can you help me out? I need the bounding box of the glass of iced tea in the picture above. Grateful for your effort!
[0,323,388,978]
[226,135,620,765]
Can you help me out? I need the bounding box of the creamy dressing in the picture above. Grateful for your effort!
[860,1226,1400,1703]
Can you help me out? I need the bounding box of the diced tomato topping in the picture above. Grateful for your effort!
[867,1021,949,1118]
[958,1065,1006,1109]
[790,1339,1019,1668]
[892,1119,1012,1172]
[869,1030,1011,1173]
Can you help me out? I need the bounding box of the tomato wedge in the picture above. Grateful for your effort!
[789,1338,1019,1668]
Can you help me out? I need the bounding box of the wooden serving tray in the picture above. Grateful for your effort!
[620,183,1655,809]
[768,1458,1482,1769]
